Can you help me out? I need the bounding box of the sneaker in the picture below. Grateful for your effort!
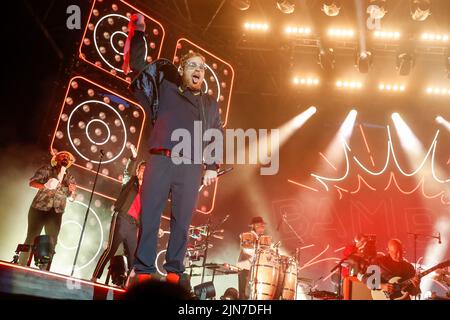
[125,269,158,289]
[165,272,180,284]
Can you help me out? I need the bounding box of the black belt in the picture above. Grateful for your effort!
[150,148,182,157]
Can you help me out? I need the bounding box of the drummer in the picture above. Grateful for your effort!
[236,216,267,299]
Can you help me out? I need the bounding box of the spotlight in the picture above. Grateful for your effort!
[244,22,270,32]
[293,77,320,86]
[367,0,387,20]
[318,43,336,71]
[32,235,55,270]
[285,26,312,35]
[328,28,355,38]
[277,1,295,14]
[410,0,431,21]
[374,30,401,40]
[220,287,239,300]
[322,0,341,17]
[426,86,450,96]
[356,51,373,73]
[379,83,406,92]
[336,80,363,90]
[421,33,449,43]
[231,0,251,11]
[194,281,216,300]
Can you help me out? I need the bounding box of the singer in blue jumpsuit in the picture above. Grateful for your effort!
[126,36,222,279]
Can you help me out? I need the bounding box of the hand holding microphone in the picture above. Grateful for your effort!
[44,178,60,190]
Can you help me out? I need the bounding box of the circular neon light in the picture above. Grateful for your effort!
[64,200,104,272]
[59,220,83,250]
[67,100,127,164]
[94,14,149,73]
[86,119,111,146]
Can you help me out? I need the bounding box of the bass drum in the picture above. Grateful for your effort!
[276,255,298,300]
[249,249,280,300]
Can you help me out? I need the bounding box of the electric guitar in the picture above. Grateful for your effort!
[371,260,450,300]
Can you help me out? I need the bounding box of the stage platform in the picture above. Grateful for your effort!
[0,261,125,300]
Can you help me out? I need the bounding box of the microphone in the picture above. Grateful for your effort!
[199,167,234,191]
[217,167,233,177]
[221,214,230,224]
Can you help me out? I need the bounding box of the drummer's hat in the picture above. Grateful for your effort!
[249,216,266,226]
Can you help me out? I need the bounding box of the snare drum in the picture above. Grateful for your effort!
[249,249,280,300]
[258,235,272,248]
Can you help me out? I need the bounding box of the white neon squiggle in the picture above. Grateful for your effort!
[301,245,330,268]
[350,175,377,194]
[299,257,340,271]
[430,131,450,183]
[311,140,352,190]
[353,139,392,176]
[388,126,439,177]
[316,126,448,193]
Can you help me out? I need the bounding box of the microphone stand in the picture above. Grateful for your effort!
[328,258,346,300]
[200,217,212,284]
[280,214,304,259]
[407,232,441,300]
[279,214,305,298]
[199,215,228,284]
[70,151,104,277]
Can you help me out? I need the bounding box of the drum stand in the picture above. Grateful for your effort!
[329,258,346,299]
[248,237,261,300]
[280,215,304,273]
[199,215,229,284]
[407,232,441,300]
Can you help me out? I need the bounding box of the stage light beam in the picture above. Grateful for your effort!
[435,116,450,131]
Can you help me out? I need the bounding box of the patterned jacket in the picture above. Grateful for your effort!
[30,165,76,213]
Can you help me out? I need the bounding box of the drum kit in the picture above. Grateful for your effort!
[242,233,300,300]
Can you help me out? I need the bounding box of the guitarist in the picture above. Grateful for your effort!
[358,238,421,299]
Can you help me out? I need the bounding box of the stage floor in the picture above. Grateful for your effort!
[0,261,125,300]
